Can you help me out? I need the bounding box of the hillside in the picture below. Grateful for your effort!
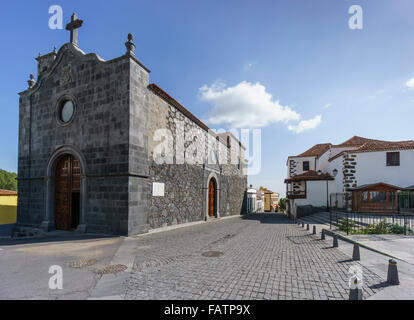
[0,169,17,191]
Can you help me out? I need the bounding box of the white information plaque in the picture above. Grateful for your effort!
[152,182,165,197]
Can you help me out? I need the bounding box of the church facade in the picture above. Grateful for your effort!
[17,14,247,236]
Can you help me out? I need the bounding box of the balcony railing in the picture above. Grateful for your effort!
[287,191,306,199]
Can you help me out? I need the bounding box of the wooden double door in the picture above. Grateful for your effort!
[55,155,81,230]
[208,178,217,217]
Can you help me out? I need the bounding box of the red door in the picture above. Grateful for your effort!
[55,155,80,230]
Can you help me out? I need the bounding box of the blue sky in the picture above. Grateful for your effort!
[2,0,414,196]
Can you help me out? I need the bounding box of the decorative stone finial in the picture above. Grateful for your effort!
[27,74,36,89]
[125,33,136,56]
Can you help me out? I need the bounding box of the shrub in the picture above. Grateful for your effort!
[338,218,355,233]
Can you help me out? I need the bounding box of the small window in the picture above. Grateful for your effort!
[370,192,386,203]
[303,161,310,171]
[386,152,400,166]
[60,100,74,123]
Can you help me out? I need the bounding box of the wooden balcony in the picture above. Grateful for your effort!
[287,190,306,199]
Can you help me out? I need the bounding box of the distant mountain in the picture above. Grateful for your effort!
[0,169,17,191]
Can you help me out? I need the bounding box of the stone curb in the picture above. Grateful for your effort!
[136,214,244,237]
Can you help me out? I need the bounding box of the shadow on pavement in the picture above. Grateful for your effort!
[241,213,293,224]
[338,259,354,263]
[0,231,118,247]
[369,281,391,290]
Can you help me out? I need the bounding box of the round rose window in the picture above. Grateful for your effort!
[60,100,74,123]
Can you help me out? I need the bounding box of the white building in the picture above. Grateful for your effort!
[285,136,414,217]
[246,185,257,213]
[256,189,264,212]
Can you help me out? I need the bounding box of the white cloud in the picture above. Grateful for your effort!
[323,103,332,109]
[406,78,414,89]
[199,81,301,128]
[287,115,322,134]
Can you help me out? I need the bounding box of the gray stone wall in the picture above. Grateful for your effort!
[127,59,150,234]
[147,91,247,229]
[219,164,247,217]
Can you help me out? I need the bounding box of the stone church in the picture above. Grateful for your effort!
[17,14,247,236]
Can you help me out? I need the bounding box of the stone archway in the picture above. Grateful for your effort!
[40,146,87,232]
[205,172,220,220]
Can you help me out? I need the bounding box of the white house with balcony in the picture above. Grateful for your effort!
[285,136,414,217]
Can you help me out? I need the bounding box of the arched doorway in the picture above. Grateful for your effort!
[54,154,81,230]
[208,178,217,217]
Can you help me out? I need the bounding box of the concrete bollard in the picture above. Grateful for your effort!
[321,230,325,240]
[387,259,400,285]
[306,224,310,231]
[349,278,363,300]
[312,226,316,234]
[333,236,338,247]
[352,244,360,261]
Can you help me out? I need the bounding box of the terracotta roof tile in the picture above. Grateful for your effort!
[284,170,334,183]
[296,143,331,158]
[347,182,405,191]
[334,136,384,147]
[329,139,414,161]
[356,140,414,152]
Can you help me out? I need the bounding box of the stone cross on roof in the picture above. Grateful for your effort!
[65,13,83,45]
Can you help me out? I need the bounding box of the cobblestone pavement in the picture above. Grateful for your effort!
[124,214,385,300]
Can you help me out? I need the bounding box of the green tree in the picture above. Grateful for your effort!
[0,169,18,191]
[279,198,286,212]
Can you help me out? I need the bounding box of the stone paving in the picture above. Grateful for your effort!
[124,214,385,300]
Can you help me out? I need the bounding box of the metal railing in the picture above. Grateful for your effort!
[329,211,414,235]
[329,191,414,235]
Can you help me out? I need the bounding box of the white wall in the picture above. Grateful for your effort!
[256,199,264,212]
[315,150,330,172]
[288,156,316,177]
[328,156,344,194]
[329,146,358,159]
[355,150,414,188]
[291,180,335,217]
